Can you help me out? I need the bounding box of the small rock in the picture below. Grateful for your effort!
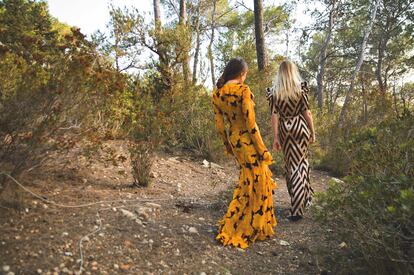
[332,178,344,183]
[113,264,119,270]
[7,272,15,275]
[3,266,10,272]
[200,272,207,275]
[62,267,70,273]
[120,209,142,225]
[198,217,205,221]
[120,264,130,271]
[135,207,151,220]
[82,178,88,184]
[62,232,69,237]
[201,260,206,264]
[279,240,290,246]
[210,162,223,169]
[37,269,42,274]
[338,242,347,249]
[145,202,161,209]
[308,260,314,266]
[188,227,198,234]
[202,159,209,167]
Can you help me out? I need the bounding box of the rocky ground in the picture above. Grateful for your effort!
[0,140,335,275]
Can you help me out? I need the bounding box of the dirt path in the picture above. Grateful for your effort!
[0,140,333,275]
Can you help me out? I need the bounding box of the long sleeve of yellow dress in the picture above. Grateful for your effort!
[212,92,233,155]
[241,86,273,165]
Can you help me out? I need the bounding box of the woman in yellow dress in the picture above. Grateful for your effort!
[212,58,277,249]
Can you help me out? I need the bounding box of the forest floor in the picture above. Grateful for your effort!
[0,140,336,275]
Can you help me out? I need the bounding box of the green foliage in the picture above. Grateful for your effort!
[314,115,414,274]
[129,141,154,187]
[0,0,134,183]
[171,89,224,160]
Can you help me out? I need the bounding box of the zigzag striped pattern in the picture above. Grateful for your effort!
[267,82,314,216]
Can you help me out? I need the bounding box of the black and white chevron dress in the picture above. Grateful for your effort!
[267,82,313,217]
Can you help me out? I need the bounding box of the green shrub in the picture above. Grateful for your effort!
[314,114,414,274]
[129,141,154,187]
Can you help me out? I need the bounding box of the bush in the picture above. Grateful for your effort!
[129,141,154,187]
[314,114,414,274]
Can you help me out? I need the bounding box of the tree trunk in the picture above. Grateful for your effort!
[179,0,187,24]
[179,0,190,85]
[285,30,289,58]
[361,74,368,123]
[316,0,338,111]
[208,0,217,86]
[375,36,389,95]
[392,78,399,117]
[254,0,266,71]
[153,0,161,29]
[192,1,201,84]
[153,0,173,92]
[338,0,380,126]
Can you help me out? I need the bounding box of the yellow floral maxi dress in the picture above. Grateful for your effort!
[212,83,277,249]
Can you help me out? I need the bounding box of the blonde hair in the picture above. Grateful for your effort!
[272,60,303,101]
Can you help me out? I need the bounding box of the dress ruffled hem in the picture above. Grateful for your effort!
[216,220,277,249]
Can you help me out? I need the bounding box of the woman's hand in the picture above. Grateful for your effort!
[224,141,233,156]
[272,138,282,152]
[310,132,316,144]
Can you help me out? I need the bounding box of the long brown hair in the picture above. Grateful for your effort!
[216,58,248,89]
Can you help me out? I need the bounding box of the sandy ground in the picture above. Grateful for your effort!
[0,140,334,275]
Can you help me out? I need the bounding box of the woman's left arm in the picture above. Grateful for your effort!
[303,110,315,143]
[300,87,316,143]
[212,94,233,155]
[241,86,273,164]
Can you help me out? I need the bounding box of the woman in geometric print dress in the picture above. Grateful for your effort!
[212,58,277,249]
[266,60,315,221]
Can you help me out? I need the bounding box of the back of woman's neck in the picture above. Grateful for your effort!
[226,79,242,84]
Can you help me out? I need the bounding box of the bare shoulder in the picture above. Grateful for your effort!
[266,87,273,101]
[301,81,309,94]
